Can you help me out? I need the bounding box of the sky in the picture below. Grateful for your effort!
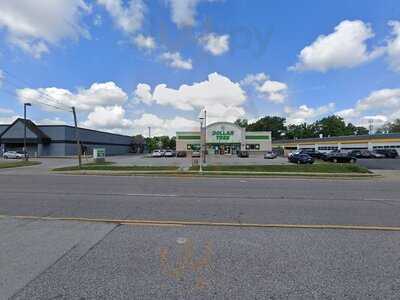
[0,0,399,136]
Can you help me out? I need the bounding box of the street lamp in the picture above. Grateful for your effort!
[23,103,31,161]
[199,116,204,173]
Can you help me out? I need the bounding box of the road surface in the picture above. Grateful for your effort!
[1,174,400,299]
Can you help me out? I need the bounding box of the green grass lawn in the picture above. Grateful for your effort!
[0,160,41,169]
[53,162,179,172]
[190,163,370,173]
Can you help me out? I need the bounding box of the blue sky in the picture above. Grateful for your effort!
[0,0,399,136]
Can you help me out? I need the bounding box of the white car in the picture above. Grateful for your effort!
[164,150,175,157]
[151,150,163,157]
[3,151,24,159]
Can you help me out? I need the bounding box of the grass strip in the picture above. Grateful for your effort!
[190,163,370,173]
[0,160,41,169]
[53,163,179,172]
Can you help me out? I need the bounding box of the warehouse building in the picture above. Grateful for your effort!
[176,121,272,155]
[0,118,142,157]
[273,133,400,156]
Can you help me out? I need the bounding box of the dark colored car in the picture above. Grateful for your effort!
[237,150,249,158]
[323,150,356,163]
[300,149,324,159]
[375,149,399,158]
[176,151,187,157]
[349,150,374,159]
[288,153,314,164]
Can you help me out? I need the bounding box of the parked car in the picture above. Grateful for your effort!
[3,151,24,159]
[370,151,386,159]
[300,149,324,159]
[176,151,187,157]
[164,150,175,157]
[192,151,200,158]
[237,150,249,158]
[288,153,314,164]
[264,151,277,159]
[323,150,356,163]
[375,149,399,158]
[151,149,163,157]
[349,150,373,159]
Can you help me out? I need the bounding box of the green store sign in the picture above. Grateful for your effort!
[212,130,234,141]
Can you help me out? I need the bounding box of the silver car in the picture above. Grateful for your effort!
[3,151,24,159]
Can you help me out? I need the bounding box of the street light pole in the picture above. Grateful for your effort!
[23,103,31,161]
[203,109,207,164]
[199,117,204,173]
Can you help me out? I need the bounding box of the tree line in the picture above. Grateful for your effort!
[234,116,400,140]
[139,116,400,151]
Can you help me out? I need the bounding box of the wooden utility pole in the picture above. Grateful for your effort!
[72,107,82,168]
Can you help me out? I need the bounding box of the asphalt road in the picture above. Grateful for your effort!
[1,174,400,299]
[2,217,400,299]
[0,174,400,226]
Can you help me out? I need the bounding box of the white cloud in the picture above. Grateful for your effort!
[386,21,400,72]
[166,0,200,28]
[285,103,336,125]
[82,105,133,130]
[240,73,268,87]
[138,72,245,109]
[37,117,67,125]
[336,88,400,127]
[133,83,153,104]
[133,113,198,136]
[0,107,13,115]
[290,20,384,72]
[240,72,288,103]
[17,82,128,111]
[257,81,288,104]
[0,115,20,124]
[93,14,103,27]
[97,0,145,34]
[199,33,230,55]
[134,73,247,123]
[0,0,90,58]
[160,52,193,70]
[133,34,156,50]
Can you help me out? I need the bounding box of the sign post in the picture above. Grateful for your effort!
[93,148,106,163]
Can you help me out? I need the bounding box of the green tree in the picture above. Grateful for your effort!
[246,116,286,139]
[383,119,400,133]
[314,115,348,137]
[286,123,318,139]
[234,118,248,128]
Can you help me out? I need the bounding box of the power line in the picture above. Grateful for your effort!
[0,69,72,110]
[0,88,71,112]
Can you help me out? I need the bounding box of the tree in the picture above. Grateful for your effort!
[286,123,318,139]
[382,119,400,133]
[246,116,286,139]
[234,119,248,128]
[314,115,348,137]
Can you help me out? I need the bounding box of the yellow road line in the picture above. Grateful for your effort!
[1,214,400,231]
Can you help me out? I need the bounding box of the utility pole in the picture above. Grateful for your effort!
[72,107,82,168]
[203,109,207,164]
[148,126,151,138]
[23,103,31,161]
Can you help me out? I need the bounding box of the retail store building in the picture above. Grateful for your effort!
[273,133,400,156]
[176,122,272,154]
[0,118,144,157]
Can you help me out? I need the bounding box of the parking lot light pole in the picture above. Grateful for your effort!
[23,103,31,161]
[199,116,204,173]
